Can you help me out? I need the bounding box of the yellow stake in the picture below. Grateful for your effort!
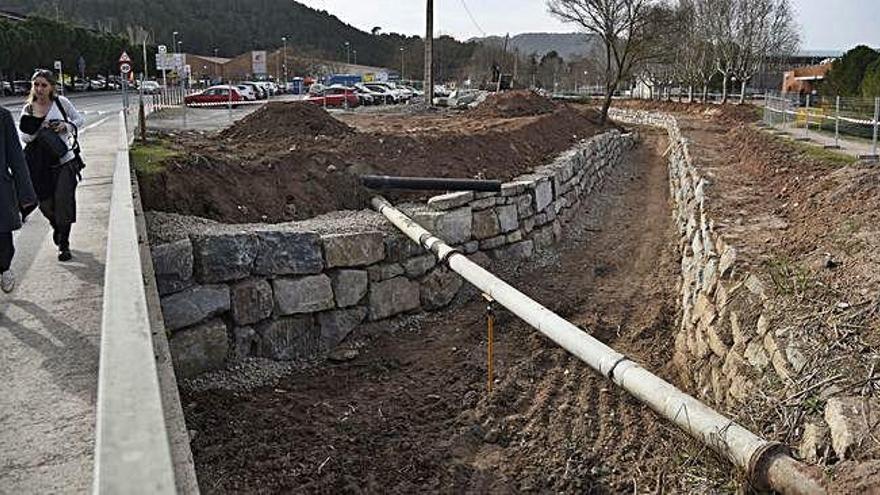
[484,294,495,394]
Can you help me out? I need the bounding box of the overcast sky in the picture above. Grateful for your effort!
[297,0,880,51]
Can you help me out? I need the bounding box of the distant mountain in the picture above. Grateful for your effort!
[472,32,600,61]
[0,0,471,73]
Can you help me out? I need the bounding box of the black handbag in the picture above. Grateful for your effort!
[35,126,70,159]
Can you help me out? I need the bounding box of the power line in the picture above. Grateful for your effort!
[460,0,486,37]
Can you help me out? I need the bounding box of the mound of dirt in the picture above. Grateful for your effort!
[219,102,354,142]
[137,105,612,224]
[470,90,558,119]
[616,100,759,125]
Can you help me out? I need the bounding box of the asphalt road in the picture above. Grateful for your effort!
[1,91,126,118]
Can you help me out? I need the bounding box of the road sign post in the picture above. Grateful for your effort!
[119,51,132,111]
[158,45,168,90]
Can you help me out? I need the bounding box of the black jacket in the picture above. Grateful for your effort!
[0,107,36,233]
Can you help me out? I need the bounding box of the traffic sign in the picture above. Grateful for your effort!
[118,51,132,64]
[54,60,62,70]
[158,45,167,55]
[120,63,132,74]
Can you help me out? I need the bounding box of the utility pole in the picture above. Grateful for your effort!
[425,0,434,106]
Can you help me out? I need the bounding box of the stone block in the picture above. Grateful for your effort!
[322,231,386,268]
[523,217,536,234]
[368,263,405,282]
[706,324,730,358]
[472,209,501,240]
[428,191,474,210]
[273,275,335,315]
[744,274,768,300]
[413,207,473,244]
[256,315,321,360]
[330,270,369,307]
[534,179,553,212]
[468,251,492,268]
[825,397,880,460]
[161,285,231,332]
[490,240,534,261]
[191,232,259,283]
[402,254,436,279]
[514,194,535,219]
[420,268,464,310]
[718,245,737,278]
[501,181,528,197]
[230,279,274,326]
[369,276,421,320]
[763,333,793,381]
[253,231,323,275]
[532,226,555,251]
[799,422,830,464]
[232,326,259,360]
[505,230,524,244]
[169,318,228,379]
[479,235,506,251]
[701,258,719,296]
[462,241,479,254]
[470,197,498,210]
[318,307,368,349]
[384,234,425,262]
[744,340,770,370]
[152,239,193,296]
[496,204,519,233]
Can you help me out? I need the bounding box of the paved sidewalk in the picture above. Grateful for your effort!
[765,122,879,160]
[0,114,118,492]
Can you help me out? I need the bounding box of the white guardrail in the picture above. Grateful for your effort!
[92,111,176,494]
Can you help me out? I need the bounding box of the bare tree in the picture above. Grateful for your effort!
[548,0,669,124]
[731,0,799,103]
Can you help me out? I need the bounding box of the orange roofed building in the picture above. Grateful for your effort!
[782,62,833,95]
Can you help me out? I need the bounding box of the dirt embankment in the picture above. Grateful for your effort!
[636,101,880,484]
[181,131,736,493]
[137,98,614,224]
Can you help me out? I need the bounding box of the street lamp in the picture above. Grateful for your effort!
[353,50,357,66]
[282,36,288,83]
[344,41,350,65]
[214,47,219,57]
[172,31,178,54]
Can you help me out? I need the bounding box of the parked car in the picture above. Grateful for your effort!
[306,86,359,108]
[13,80,30,95]
[235,84,257,101]
[184,85,243,106]
[242,81,267,99]
[89,78,106,90]
[351,85,377,105]
[141,80,162,94]
[362,83,398,104]
[73,78,89,92]
[1,81,11,96]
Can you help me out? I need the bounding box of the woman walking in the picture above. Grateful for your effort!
[18,69,85,262]
[0,106,37,292]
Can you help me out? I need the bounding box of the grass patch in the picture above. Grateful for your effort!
[130,140,179,175]
[789,140,859,166]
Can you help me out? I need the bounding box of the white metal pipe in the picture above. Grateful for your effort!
[372,196,825,494]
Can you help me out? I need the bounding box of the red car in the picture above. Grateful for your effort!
[306,86,359,108]
[184,85,243,106]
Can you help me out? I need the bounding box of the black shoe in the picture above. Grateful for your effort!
[58,250,72,262]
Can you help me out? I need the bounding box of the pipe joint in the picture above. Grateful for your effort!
[606,355,631,380]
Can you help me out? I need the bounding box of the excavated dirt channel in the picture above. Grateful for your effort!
[180,131,736,493]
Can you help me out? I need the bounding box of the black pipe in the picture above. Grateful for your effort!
[361,175,502,192]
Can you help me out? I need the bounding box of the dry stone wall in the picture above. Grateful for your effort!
[609,108,803,407]
[152,130,634,378]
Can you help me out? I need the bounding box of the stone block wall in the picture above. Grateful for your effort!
[609,108,804,407]
[151,130,634,378]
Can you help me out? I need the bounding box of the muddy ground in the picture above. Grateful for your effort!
[180,131,738,494]
[137,92,616,224]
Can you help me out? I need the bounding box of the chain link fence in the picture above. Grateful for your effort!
[763,91,879,160]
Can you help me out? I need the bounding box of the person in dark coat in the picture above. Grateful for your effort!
[18,69,85,262]
[0,106,37,293]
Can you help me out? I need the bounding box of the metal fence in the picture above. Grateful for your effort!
[763,91,880,159]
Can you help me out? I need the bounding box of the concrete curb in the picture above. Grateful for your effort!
[92,112,176,494]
